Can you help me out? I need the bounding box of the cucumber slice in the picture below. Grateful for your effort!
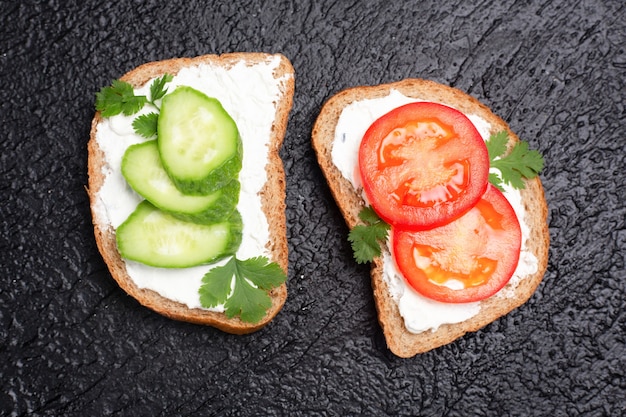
[121,140,240,223]
[116,201,243,268]
[158,86,242,195]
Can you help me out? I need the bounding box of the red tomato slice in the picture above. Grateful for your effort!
[392,185,522,303]
[359,102,489,229]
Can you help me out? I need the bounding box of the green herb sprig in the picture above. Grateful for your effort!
[486,131,544,191]
[131,113,160,138]
[95,74,173,138]
[348,207,390,264]
[95,79,146,117]
[198,256,286,323]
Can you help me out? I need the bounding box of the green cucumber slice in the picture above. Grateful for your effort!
[158,86,242,195]
[121,140,239,223]
[116,201,242,268]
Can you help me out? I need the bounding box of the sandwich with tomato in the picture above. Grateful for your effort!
[312,79,549,357]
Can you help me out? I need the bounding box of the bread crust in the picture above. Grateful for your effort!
[312,79,549,357]
[88,53,294,334]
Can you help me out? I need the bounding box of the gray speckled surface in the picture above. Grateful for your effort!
[1,0,625,415]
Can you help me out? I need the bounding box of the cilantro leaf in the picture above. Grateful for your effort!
[486,130,509,162]
[358,206,382,224]
[132,112,159,138]
[349,225,387,264]
[198,259,235,308]
[96,74,172,126]
[236,257,287,290]
[225,275,272,323]
[486,131,545,190]
[348,207,390,264]
[198,256,286,323]
[95,79,147,117]
[149,74,173,106]
[489,172,505,192]
[505,141,544,178]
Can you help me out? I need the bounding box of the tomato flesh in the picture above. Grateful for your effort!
[392,185,522,303]
[359,102,489,229]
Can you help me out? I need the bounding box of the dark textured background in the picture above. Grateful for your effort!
[1,0,625,415]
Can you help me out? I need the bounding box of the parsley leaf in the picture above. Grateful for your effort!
[95,79,147,117]
[198,256,286,323]
[348,207,390,264]
[148,74,174,107]
[486,131,544,191]
[132,112,159,138]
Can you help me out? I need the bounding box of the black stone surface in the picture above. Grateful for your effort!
[1,1,625,416]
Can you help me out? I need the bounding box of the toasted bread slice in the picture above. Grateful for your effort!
[88,53,294,334]
[312,79,549,357]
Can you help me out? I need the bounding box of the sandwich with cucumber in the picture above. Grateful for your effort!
[312,79,549,357]
[88,53,294,333]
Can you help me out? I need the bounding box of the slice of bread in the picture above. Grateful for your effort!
[312,79,549,357]
[87,53,294,334]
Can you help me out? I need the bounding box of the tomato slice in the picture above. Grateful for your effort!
[391,185,522,303]
[359,102,489,229]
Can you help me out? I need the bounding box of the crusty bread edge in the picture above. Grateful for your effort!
[87,53,294,334]
[311,79,549,357]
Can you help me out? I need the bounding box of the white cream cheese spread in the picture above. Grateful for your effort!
[332,89,538,333]
[93,56,290,311]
